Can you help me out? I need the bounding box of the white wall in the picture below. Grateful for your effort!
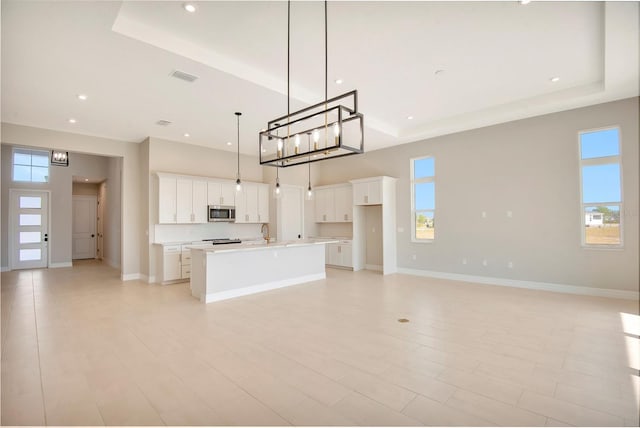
[316,97,639,292]
[72,182,99,196]
[1,123,138,278]
[1,143,110,267]
[102,156,122,269]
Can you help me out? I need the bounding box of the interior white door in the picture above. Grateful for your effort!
[278,186,303,241]
[72,195,97,259]
[10,189,49,269]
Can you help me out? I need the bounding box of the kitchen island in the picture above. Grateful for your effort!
[188,239,337,303]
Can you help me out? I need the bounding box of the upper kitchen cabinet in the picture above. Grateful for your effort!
[158,174,178,223]
[352,178,382,205]
[207,181,236,206]
[236,183,269,224]
[157,173,208,224]
[314,183,352,223]
[315,187,335,223]
[334,185,353,222]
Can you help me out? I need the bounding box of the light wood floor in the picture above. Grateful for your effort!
[2,260,638,426]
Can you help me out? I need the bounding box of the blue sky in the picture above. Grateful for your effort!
[581,129,621,204]
[414,157,435,210]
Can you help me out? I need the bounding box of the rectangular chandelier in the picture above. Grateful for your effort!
[259,90,364,168]
[51,150,69,167]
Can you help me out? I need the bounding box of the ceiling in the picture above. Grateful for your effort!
[2,1,638,156]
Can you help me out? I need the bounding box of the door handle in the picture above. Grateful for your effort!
[91,234,95,238]
[44,233,48,242]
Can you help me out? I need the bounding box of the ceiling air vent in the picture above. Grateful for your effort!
[156,120,172,126]
[170,70,199,83]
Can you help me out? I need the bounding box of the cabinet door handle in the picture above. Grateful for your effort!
[338,246,341,253]
[220,196,223,204]
[174,214,177,222]
[323,214,326,221]
[365,195,368,204]
[344,214,348,221]
[258,214,261,222]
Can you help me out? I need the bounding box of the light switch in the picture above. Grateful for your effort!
[482,211,487,218]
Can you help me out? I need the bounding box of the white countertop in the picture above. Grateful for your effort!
[188,238,339,254]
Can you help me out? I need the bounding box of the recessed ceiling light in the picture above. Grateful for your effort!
[520,0,531,5]
[68,118,77,124]
[550,76,560,83]
[407,115,414,120]
[77,94,88,101]
[184,133,190,137]
[226,141,232,146]
[84,178,89,182]
[183,3,196,13]
[335,78,343,85]
[434,69,445,76]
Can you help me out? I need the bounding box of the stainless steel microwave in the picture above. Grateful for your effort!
[208,205,235,222]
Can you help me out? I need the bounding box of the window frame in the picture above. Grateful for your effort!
[578,126,624,249]
[12,148,50,183]
[410,155,435,243]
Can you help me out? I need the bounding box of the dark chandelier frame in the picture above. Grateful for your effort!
[259,90,364,168]
[259,0,364,168]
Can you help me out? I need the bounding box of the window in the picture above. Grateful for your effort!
[579,127,622,246]
[12,149,49,183]
[411,156,435,241]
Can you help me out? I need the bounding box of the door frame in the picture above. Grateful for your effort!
[276,184,305,241]
[8,188,52,270]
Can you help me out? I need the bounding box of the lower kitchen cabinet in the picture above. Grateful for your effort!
[158,244,191,284]
[326,240,353,269]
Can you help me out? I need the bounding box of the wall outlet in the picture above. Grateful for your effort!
[506,210,513,218]
[412,254,416,260]
[482,211,487,218]
[508,261,514,269]
[462,258,467,265]
[482,259,488,266]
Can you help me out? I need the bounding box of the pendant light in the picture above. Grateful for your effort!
[306,132,313,200]
[258,0,364,168]
[235,112,242,192]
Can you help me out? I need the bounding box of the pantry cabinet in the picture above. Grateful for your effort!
[158,174,178,223]
[352,179,382,205]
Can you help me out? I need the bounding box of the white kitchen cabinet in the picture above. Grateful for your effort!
[181,244,192,279]
[315,188,335,222]
[208,181,236,206]
[158,175,178,223]
[235,183,269,223]
[352,179,382,205]
[176,178,208,223]
[161,245,182,282]
[333,185,353,222]
[314,184,352,223]
[326,240,353,269]
[158,173,207,224]
[257,183,269,223]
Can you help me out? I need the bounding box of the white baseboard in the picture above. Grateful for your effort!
[365,264,383,272]
[397,268,639,300]
[104,258,120,269]
[121,273,141,281]
[49,262,73,269]
[1,266,9,272]
[148,275,156,284]
[204,273,325,303]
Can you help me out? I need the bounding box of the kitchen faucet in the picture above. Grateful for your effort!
[260,223,270,242]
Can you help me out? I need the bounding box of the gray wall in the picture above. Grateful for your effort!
[316,97,639,292]
[1,144,110,267]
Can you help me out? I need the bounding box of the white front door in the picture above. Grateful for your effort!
[72,195,97,259]
[277,186,304,241]
[9,189,49,269]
